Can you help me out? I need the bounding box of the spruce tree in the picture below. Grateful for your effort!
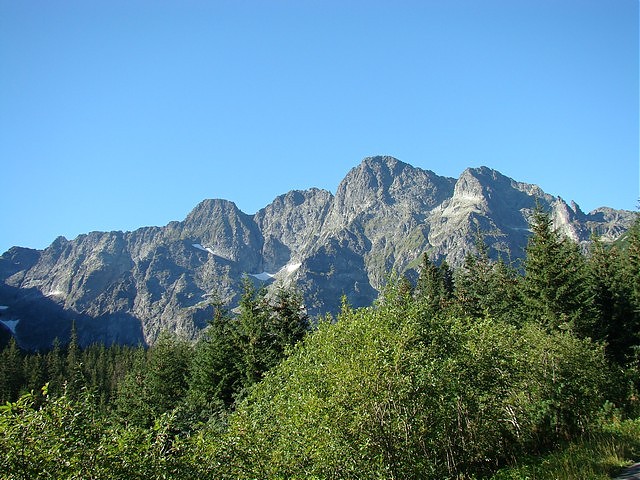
[415,253,443,312]
[454,237,520,323]
[235,277,309,394]
[46,338,66,396]
[626,213,640,318]
[522,207,596,336]
[65,322,84,399]
[588,236,637,363]
[188,300,241,411]
[0,338,24,402]
[143,332,192,419]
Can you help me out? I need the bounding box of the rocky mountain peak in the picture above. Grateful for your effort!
[334,156,409,210]
[254,188,333,272]
[0,157,634,349]
[329,156,455,227]
[452,168,488,205]
[181,198,262,264]
[183,198,244,233]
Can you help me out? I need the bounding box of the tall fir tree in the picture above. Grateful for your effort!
[588,236,638,363]
[46,338,66,397]
[22,352,46,398]
[454,237,520,324]
[188,300,241,412]
[414,253,453,318]
[235,277,309,395]
[625,213,640,318]
[115,344,152,427]
[0,338,24,402]
[522,207,596,336]
[143,332,192,420]
[65,322,84,399]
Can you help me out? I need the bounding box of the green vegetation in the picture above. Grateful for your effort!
[490,419,640,479]
[0,209,639,478]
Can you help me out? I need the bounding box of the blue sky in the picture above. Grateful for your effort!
[1,0,638,254]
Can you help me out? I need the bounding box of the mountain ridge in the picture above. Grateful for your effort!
[0,156,635,349]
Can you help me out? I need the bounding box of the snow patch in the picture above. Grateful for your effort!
[0,306,8,311]
[250,262,302,281]
[192,243,215,255]
[249,272,274,281]
[285,262,301,274]
[0,319,19,335]
[249,262,301,282]
[46,290,65,297]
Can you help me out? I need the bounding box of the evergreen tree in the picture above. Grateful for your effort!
[438,260,455,300]
[0,338,24,402]
[522,207,596,336]
[83,343,109,406]
[625,213,640,318]
[188,300,241,413]
[588,236,638,363]
[143,333,192,421]
[22,352,46,398]
[454,238,520,324]
[116,345,151,427]
[45,338,66,397]
[414,253,450,316]
[235,277,309,395]
[235,278,271,391]
[65,323,84,399]
[265,284,309,357]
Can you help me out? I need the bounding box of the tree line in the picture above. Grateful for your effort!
[0,207,639,479]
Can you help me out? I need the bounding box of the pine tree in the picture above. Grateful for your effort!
[414,253,452,317]
[22,352,46,398]
[588,236,637,363]
[65,322,84,399]
[188,300,240,411]
[235,277,309,394]
[0,338,24,402]
[522,207,596,335]
[454,237,520,324]
[626,213,640,317]
[46,338,66,396]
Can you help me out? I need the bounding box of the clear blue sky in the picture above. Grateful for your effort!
[1,0,638,254]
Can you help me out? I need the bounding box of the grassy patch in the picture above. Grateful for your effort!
[490,419,640,480]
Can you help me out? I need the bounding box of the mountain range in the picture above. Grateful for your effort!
[0,156,634,349]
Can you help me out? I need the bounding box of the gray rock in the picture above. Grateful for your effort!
[0,156,634,349]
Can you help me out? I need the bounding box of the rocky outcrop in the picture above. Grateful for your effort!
[0,156,635,349]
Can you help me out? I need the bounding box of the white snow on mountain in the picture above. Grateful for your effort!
[250,272,274,281]
[285,262,301,273]
[192,243,215,254]
[249,262,302,282]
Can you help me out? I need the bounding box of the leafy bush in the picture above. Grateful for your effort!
[212,282,612,479]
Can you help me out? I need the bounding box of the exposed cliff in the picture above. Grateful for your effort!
[0,156,634,349]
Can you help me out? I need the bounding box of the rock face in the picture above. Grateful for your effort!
[0,156,635,349]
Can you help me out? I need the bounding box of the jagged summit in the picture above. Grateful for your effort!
[0,157,634,349]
